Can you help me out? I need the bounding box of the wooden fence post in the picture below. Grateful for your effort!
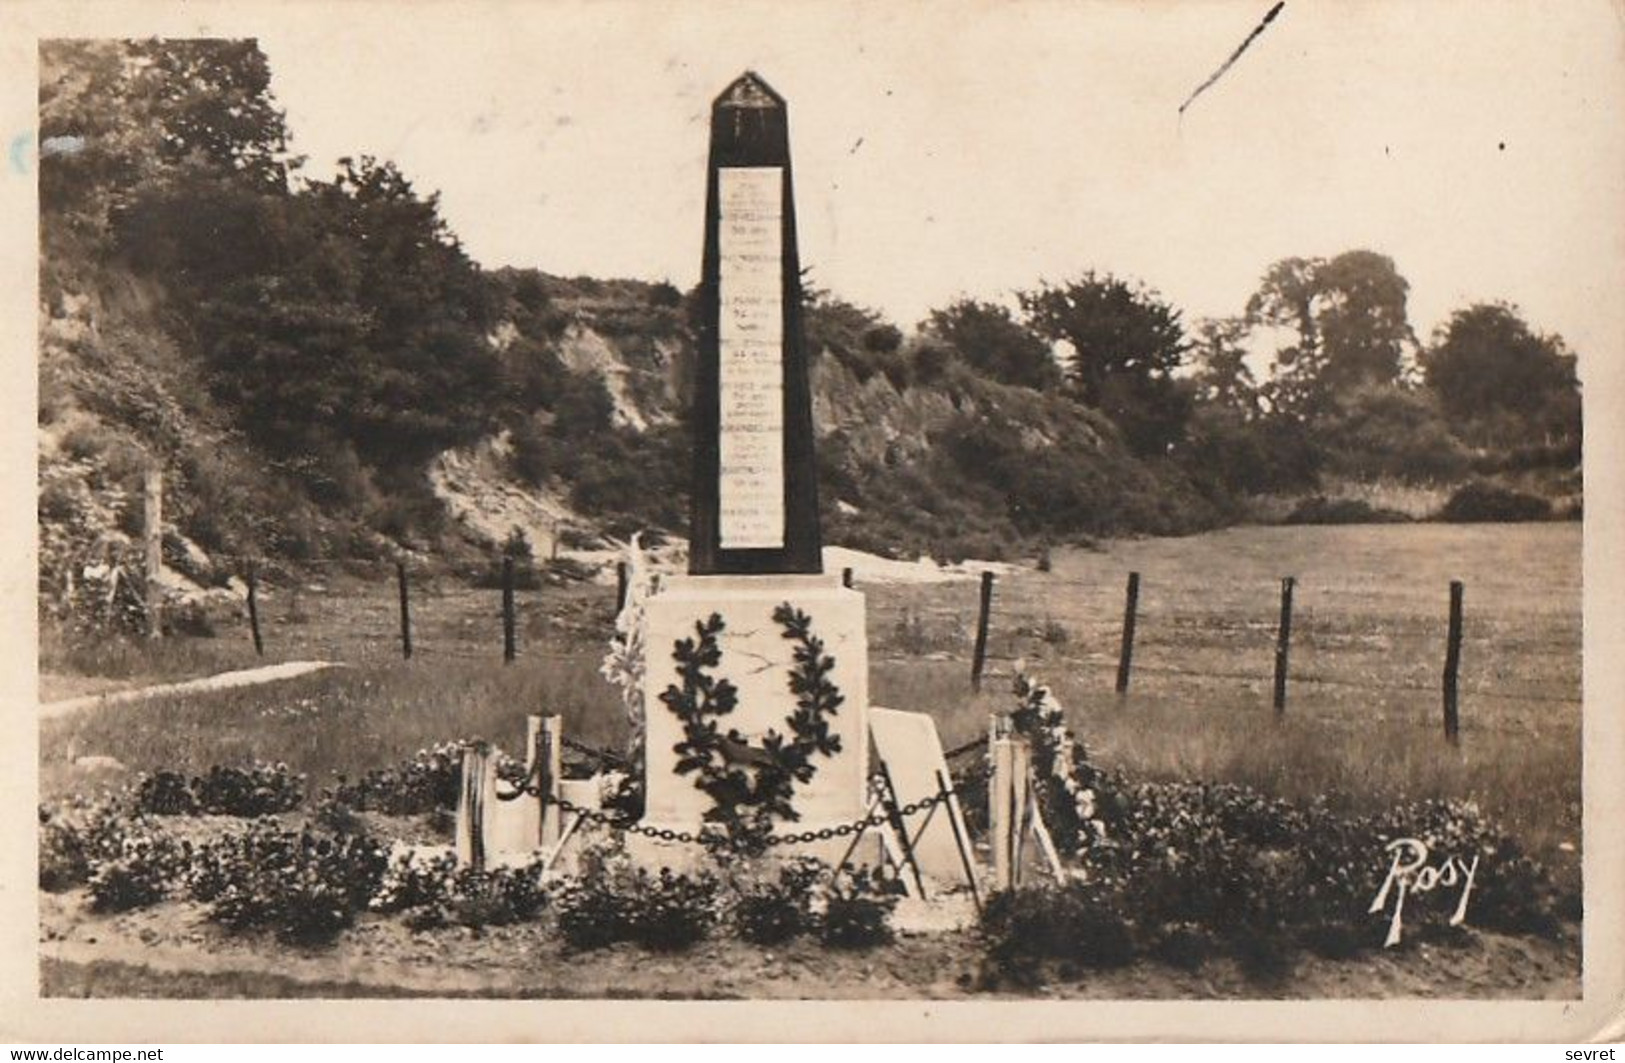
[971,571,995,691]
[245,562,264,657]
[143,465,162,639]
[1443,580,1464,744]
[396,561,413,660]
[502,557,517,663]
[1115,571,1140,694]
[1273,576,1295,714]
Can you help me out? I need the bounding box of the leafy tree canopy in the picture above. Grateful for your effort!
[920,298,1060,391]
[1246,250,1416,415]
[1019,273,1192,455]
[1190,317,1258,415]
[1422,302,1580,444]
[40,38,293,230]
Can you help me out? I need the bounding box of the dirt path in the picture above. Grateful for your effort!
[40,661,342,719]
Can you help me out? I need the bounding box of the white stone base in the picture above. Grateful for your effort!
[635,572,870,866]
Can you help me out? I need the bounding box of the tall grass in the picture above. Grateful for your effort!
[873,658,1580,889]
[43,525,1581,894]
[41,655,626,800]
[39,622,273,689]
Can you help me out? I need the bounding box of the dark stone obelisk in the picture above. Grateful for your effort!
[688,72,822,576]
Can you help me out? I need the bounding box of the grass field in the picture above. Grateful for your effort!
[40,522,1582,887]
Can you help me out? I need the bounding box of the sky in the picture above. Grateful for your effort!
[243,1,1625,373]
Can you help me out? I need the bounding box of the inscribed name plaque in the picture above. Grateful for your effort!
[717,166,786,549]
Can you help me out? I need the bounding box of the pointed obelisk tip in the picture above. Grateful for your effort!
[715,70,784,109]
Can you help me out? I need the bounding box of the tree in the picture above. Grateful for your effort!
[920,299,1060,390]
[132,39,292,188]
[1316,384,1469,483]
[1246,250,1416,416]
[1019,273,1192,454]
[1190,317,1259,414]
[149,155,499,476]
[1421,303,1581,444]
[1313,250,1415,390]
[40,39,293,229]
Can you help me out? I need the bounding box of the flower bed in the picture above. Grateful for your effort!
[969,676,1578,986]
[39,674,1578,979]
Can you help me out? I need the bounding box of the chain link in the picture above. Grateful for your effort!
[942,736,988,762]
[495,741,961,851]
[560,736,630,770]
[501,785,958,852]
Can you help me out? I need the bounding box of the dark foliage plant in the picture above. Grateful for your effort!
[817,866,904,950]
[1439,481,1552,523]
[732,856,827,945]
[189,822,389,944]
[134,762,306,817]
[372,851,549,930]
[327,741,474,815]
[39,797,179,911]
[968,674,1575,982]
[552,863,720,953]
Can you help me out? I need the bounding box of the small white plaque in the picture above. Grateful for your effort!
[717,166,785,549]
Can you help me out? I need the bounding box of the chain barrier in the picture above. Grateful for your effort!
[495,767,958,852]
[560,736,630,770]
[942,736,987,762]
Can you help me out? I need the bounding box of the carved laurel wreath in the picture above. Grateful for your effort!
[660,604,844,853]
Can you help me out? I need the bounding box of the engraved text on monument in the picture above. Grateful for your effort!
[717,166,786,549]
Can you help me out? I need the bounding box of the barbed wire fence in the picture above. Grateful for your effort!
[103,539,1582,748]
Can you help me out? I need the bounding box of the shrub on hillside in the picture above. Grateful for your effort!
[1282,496,1410,525]
[1438,481,1551,523]
[632,867,723,951]
[133,771,197,815]
[1318,385,1472,484]
[964,679,1573,981]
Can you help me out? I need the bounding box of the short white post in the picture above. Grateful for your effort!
[990,722,1032,892]
[528,714,563,849]
[455,744,490,872]
[1010,738,1031,887]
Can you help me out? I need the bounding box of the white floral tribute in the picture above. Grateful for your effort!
[1010,671,1108,852]
[599,533,650,765]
